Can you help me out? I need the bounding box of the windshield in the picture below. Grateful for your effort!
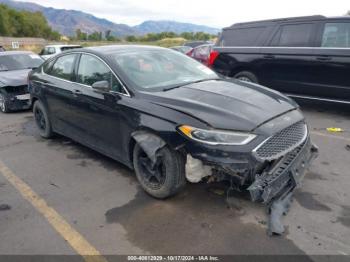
[0,54,43,72]
[113,49,219,90]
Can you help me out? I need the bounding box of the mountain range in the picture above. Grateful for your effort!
[0,0,220,36]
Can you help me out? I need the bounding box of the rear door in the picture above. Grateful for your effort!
[259,22,318,95]
[310,20,350,101]
[41,53,80,135]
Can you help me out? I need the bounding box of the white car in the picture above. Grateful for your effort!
[39,45,82,60]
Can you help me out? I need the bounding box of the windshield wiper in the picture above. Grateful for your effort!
[162,78,220,92]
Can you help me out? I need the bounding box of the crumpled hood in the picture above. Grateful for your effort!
[0,69,31,87]
[146,79,298,131]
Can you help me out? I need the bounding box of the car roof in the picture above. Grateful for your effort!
[72,45,169,55]
[0,51,34,56]
[45,44,82,48]
[225,15,329,29]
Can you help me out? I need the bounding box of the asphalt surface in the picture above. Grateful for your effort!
[0,100,350,258]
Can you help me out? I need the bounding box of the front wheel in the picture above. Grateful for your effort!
[33,100,53,138]
[133,143,186,199]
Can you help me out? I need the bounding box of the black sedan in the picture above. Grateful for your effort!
[0,51,44,113]
[28,45,318,234]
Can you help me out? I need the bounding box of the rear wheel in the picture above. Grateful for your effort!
[234,71,258,83]
[33,100,53,138]
[0,93,9,113]
[133,143,186,199]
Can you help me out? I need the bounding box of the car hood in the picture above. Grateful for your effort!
[145,79,298,131]
[0,69,31,87]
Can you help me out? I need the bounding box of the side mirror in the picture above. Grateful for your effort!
[92,80,110,93]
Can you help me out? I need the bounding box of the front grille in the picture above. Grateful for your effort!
[254,121,307,161]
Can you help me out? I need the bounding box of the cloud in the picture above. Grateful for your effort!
[16,0,350,28]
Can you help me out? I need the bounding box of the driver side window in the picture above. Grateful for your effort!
[77,54,124,93]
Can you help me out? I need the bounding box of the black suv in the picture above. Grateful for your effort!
[210,15,350,104]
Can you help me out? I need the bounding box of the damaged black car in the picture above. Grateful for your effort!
[0,51,44,113]
[28,46,318,234]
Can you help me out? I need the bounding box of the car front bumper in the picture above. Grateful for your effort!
[248,136,318,204]
[6,93,31,111]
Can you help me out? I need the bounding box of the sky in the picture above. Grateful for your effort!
[17,0,350,28]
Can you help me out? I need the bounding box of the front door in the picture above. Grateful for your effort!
[70,53,128,159]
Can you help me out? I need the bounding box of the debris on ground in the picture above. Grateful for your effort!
[49,182,60,188]
[268,193,293,236]
[326,127,344,133]
[208,187,225,196]
[0,204,11,211]
[345,145,350,151]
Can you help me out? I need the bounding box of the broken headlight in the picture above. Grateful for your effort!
[178,125,256,145]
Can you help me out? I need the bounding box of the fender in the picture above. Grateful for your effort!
[131,130,166,164]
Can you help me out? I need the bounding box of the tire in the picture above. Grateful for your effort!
[0,93,9,113]
[234,71,258,83]
[33,100,53,138]
[133,143,186,199]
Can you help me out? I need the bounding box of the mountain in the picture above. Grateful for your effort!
[0,0,137,36]
[0,0,220,37]
[135,20,219,35]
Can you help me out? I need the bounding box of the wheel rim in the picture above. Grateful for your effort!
[0,94,5,112]
[34,107,46,131]
[137,150,166,190]
[237,76,252,83]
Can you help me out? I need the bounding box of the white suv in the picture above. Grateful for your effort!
[39,45,82,60]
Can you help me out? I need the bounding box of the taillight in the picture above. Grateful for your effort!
[207,50,219,67]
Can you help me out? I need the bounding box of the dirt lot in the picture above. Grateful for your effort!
[0,101,349,259]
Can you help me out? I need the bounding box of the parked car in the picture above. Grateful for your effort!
[169,46,193,55]
[211,15,350,104]
[29,45,317,234]
[191,44,214,65]
[0,51,44,113]
[184,41,212,48]
[39,45,82,60]
[0,46,5,52]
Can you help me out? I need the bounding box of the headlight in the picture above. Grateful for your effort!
[178,125,256,145]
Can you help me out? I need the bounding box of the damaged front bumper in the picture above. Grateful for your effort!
[5,93,31,111]
[248,137,318,235]
[184,134,318,235]
[248,137,318,204]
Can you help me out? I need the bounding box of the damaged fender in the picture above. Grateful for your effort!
[132,131,166,164]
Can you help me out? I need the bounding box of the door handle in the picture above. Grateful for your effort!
[316,56,332,61]
[263,54,275,59]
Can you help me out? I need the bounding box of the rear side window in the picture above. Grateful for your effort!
[219,26,266,46]
[42,59,55,73]
[322,23,350,47]
[270,23,313,47]
[48,54,77,81]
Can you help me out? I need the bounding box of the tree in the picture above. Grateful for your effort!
[126,35,137,42]
[0,4,61,40]
[87,31,102,41]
